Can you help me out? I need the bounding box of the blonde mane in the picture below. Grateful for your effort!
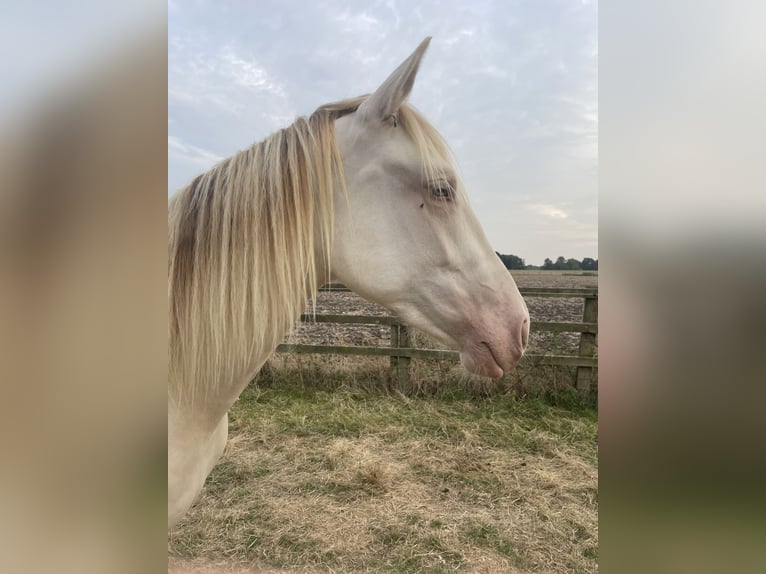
[168,96,457,404]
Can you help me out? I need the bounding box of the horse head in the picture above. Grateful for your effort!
[329,38,530,377]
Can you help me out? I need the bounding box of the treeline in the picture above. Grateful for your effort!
[495,252,598,271]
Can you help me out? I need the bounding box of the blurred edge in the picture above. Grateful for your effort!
[2,1,766,573]
[601,1,766,573]
[0,8,167,574]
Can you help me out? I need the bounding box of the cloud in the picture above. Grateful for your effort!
[334,11,381,34]
[444,28,476,46]
[168,136,222,170]
[481,64,508,79]
[384,0,401,29]
[528,203,570,219]
[167,88,198,105]
[219,46,285,97]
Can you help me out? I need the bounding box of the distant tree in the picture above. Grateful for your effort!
[581,257,598,271]
[566,258,581,270]
[495,252,526,270]
[512,255,526,269]
[554,256,567,270]
[542,258,554,270]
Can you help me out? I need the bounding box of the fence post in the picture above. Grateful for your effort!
[390,323,412,394]
[576,295,598,394]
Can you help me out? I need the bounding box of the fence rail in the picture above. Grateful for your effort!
[276,287,598,394]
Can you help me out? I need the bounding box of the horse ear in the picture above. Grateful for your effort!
[359,36,431,122]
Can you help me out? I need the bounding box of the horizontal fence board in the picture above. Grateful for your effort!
[299,313,398,325]
[523,354,598,368]
[275,344,453,359]
[521,291,598,299]
[318,285,597,299]
[275,344,597,368]
[518,287,597,294]
[533,321,598,334]
[298,314,596,335]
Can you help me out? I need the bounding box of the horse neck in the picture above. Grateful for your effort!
[171,363,262,433]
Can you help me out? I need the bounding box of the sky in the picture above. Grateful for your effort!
[168,0,597,266]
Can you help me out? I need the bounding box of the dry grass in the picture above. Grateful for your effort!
[169,270,598,572]
[168,371,597,573]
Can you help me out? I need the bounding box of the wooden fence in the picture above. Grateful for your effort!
[276,286,598,394]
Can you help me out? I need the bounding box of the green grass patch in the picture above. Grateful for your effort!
[461,519,530,568]
[204,459,248,498]
[461,520,500,547]
[170,366,597,573]
[233,373,596,452]
[369,524,465,573]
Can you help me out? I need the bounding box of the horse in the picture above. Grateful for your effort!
[168,37,530,527]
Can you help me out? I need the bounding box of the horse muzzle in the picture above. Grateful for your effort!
[460,314,529,378]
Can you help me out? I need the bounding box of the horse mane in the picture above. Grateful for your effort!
[168,96,457,404]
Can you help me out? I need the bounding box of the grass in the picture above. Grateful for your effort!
[168,366,597,573]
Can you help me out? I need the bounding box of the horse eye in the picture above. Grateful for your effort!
[431,185,454,200]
